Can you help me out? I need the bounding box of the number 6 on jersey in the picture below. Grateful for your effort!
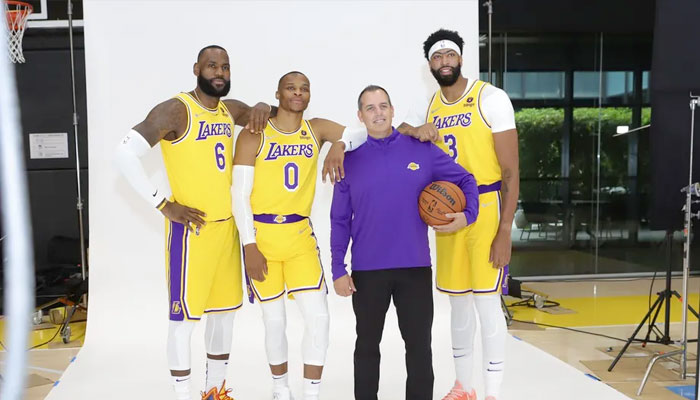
[214,142,226,171]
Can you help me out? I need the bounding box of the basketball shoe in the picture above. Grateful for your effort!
[441,381,476,400]
[273,386,294,400]
[201,380,236,400]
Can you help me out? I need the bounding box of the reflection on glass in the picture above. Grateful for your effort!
[504,72,565,99]
[569,107,633,252]
[574,71,635,103]
[513,108,564,247]
[642,71,650,103]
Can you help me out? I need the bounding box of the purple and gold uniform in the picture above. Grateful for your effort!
[161,92,242,321]
[247,119,325,302]
[427,80,510,295]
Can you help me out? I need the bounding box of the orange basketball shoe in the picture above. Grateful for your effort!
[441,381,476,400]
[201,380,236,400]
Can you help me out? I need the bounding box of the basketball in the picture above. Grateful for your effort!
[418,181,466,226]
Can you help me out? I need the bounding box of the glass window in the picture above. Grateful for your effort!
[574,71,635,103]
[642,71,650,103]
[504,72,565,100]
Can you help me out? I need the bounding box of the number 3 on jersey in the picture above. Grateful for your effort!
[214,142,225,171]
[443,134,458,160]
[284,162,299,191]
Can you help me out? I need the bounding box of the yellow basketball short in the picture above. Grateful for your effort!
[436,190,507,296]
[165,217,243,321]
[247,218,326,303]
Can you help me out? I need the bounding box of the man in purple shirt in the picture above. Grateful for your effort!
[330,86,479,400]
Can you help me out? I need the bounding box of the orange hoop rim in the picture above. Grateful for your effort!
[5,0,33,31]
[5,0,34,11]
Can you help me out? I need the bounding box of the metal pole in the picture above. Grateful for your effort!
[0,4,34,398]
[595,33,604,272]
[682,97,697,378]
[67,0,87,279]
[483,0,493,83]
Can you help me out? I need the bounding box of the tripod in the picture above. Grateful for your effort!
[608,231,699,372]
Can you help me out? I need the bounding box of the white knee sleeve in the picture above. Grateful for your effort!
[167,320,197,371]
[205,311,236,356]
[474,294,506,398]
[295,291,330,366]
[449,294,477,390]
[260,298,288,365]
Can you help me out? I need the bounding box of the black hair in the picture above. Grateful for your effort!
[357,85,392,110]
[197,45,227,62]
[278,71,309,88]
[422,29,464,60]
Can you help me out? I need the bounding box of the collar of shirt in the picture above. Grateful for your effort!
[366,127,400,148]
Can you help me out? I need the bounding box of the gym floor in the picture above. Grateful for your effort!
[0,277,697,399]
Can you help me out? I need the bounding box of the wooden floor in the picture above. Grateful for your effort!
[2,277,699,399]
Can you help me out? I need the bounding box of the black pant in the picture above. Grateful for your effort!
[352,267,434,400]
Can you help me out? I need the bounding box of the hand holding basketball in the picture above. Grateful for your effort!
[433,212,468,233]
[418,181,466,227]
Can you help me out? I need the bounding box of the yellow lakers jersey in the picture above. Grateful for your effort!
[251,119,320,216]
[427,80,502,186]
[161,92,234,221]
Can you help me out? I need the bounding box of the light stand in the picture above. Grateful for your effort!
[482,0,493,83]
[67,0,87,280]
[636,94,700,395]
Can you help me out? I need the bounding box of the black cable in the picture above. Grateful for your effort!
[510,318,647,343]
[29,325,63,350]
[508,298,561,308]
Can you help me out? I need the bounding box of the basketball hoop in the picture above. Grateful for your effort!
[4,1,33,63]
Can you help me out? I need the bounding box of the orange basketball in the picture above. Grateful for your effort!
[418,181,466,226]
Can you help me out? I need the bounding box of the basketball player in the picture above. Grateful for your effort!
[115,45,273,400]
[231,71,363,400]
[331,85,479,400]
[325,29,519,400]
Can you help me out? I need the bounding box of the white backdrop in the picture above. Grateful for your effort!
[45,1,630,399]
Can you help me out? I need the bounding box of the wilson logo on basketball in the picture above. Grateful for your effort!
[418,181,466,227]
[429,183,457,207]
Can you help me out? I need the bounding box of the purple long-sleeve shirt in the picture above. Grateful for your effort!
[330,129,479,281]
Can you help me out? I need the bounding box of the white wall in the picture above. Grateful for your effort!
[84,0,478,343]
[49,1,479,398]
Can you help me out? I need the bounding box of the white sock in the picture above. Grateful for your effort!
[171,374,191,400]
[273,372,289,390]
[450,295,476,393]
[475,294,506,398]
[303,377,321,399]
[205,358,229,392]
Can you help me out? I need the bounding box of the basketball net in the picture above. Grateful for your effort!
[4,1,33,63]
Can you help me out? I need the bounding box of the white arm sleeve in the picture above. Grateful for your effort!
[114,130,166,208]
[338,126,368,152]
[402,95,431,127]
[481,86,516,133]
[232,165,256,246]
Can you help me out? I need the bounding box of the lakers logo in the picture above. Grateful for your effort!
[274,215,287,224]
[171,301,182,315]
[407,162,420,171]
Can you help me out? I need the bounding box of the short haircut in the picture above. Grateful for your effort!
[278,71,309,88]
[422,29,464,60]
[197,45,227,62]
[357,85,392,110]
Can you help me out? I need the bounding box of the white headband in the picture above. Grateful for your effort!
[428,40,462,59]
